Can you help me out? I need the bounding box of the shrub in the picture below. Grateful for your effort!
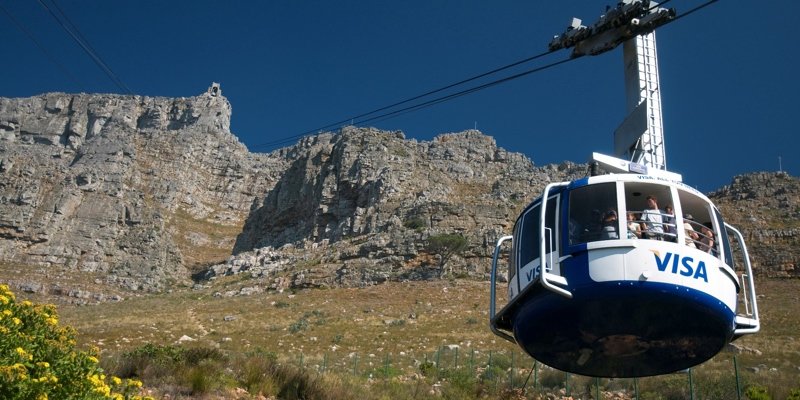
[418,360,436,377]
[235,352,279,396]
[427,233,469,277]
[184,359,226,395]
[332,333,344,344]
[112,343,185,383]
[289,317,309,333]
[745,384,772,400]
[273,300,291,309]
[0,284,151,400]
[404,217,427,231]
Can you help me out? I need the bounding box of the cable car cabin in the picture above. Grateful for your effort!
[489,171,760,378]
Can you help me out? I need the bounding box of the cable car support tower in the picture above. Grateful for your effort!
[548,0,673,173]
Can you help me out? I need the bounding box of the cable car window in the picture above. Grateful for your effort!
[517,203,541,268]
[545,196,558,254]
[676,189,718,256]
[625,183,674,241]
[568,183,618,245]
[715,208,734,267]
[509,222,520,282]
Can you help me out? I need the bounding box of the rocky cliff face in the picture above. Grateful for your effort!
[0,88,796,301]
[0,86,282,294]
[710,172,800,278]
[215,127,586,292]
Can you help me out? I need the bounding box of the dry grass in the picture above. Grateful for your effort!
[169,207,244,271]
[6,271,800,398]
[57,279,513,364]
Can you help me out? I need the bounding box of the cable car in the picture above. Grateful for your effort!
[489,153,759,377]
[489,1,760,378]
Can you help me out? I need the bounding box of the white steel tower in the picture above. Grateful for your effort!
[548,0,674,172]
[615,32,667,170]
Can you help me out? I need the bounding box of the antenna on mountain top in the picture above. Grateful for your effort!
[208,82,221,97]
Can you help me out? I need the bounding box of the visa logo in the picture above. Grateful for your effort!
[525,266,540,283]
[654,252,708,283]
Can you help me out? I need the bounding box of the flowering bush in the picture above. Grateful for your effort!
[0,284,152,400]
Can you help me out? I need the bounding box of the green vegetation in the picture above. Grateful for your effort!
[5,277,798,399]
[0,284,151,400]
[403,216,427,231]
[427,233,469,277]
[745,384,772,400]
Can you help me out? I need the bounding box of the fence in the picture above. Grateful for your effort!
[275,346,774,399]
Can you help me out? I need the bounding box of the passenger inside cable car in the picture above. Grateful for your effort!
[560,180,730,265]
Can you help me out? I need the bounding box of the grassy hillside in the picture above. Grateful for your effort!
[12,277,793,399]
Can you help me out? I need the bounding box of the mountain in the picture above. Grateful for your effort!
[0,87,796,301]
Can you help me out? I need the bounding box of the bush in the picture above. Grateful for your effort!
[404,217,427,231]
[427,233,468,277]
[235,352,279,396]
[289,317,309,333]
[418,360,436,377]
[745,384,772,400]
[0,284,151,400]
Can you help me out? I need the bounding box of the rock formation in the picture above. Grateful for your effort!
[710,172,800,278]
[0,87,796,300]
[0,86,282,294]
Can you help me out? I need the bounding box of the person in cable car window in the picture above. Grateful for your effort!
[663,205,677,242]
[582,209,603,242]
[627,211,641,239]
[600,209,619,240]
[683,214,699,248]
[698,224,716,255]
[640,195,664,240]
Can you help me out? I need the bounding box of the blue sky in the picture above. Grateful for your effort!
[1,1,796,193]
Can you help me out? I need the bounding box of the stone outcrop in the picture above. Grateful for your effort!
[213,127,586,289]
[710,171,800,278]
[0,88,796,299]
[0,86,282,293]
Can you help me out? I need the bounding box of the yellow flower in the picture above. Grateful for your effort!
[0,295,8,305]
[45,317,58,326]
[36,361,50,368]
[21,300,32,307]
[87,355,99,364]
[12,317,21,326]
[127,378,144,388]
[0,286,14,301]
[93,385,111,396]
[36,394,48,400]
[112,376,122,385]
[2,309,11,316]
[15,347,28,358]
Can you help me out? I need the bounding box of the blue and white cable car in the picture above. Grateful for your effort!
[489,154,759,377]
[489,1,759,378]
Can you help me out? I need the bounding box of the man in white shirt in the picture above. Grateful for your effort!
[641,195,664,240]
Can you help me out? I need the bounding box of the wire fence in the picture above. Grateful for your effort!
[275,346,769,399]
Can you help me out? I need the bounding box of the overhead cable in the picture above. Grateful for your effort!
[252,0,720,151]
[250,49,558,149]
[0,2,84,88]
[37,0,133,94]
